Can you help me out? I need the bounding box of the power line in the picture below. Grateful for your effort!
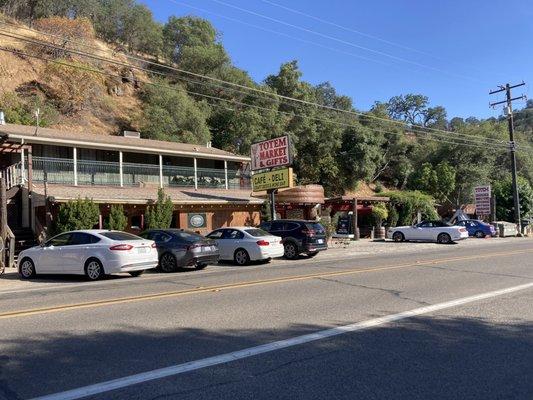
[259,0,495,78]
[0,45,510,153]
[0,28,510,149]
[206,0,483,83]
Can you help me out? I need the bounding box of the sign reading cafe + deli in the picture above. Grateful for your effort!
[250,135,292,171]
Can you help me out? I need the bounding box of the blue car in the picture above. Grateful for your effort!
[454,219,496,238]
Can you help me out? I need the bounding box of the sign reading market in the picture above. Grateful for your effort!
[252,168,294,192]
[250,135,292,171]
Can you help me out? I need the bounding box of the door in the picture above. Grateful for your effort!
[207,229,227,259]
[411,221,432,240]
[66,232,101,274]
[39,233,73,273]
[223,229,245,260]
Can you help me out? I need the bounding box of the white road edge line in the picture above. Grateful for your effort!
[31,281,533,400]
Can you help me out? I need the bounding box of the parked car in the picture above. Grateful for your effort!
[454,219,496,238]
[206,227,284,265]
[259,220,328,259]
[140,229,219,272]
[17,230,158,280]
[387,220,469,244]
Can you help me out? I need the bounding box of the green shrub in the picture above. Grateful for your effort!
[145,188,174,229]
[105,204,127,231]
[378,190,438,226]
[55,198,100,233]
[371,203,388,227]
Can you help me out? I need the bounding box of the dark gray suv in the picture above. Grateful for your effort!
[259,220,328,259]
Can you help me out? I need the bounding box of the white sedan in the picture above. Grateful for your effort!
[388,220,469,244]
[18,230,158,280]
[206,227,284,265]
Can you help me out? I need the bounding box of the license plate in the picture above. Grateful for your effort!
[317,239,324,244]
[137,247,148,254]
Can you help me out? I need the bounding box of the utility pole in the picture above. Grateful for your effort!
[489,82,527,233]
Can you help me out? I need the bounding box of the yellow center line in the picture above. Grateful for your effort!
[1,248,532,320]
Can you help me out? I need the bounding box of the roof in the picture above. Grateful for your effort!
[32,184,263,205]
[327,195,390,202]
[0,123,249,162]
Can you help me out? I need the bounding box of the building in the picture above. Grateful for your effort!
[0,123,262,242]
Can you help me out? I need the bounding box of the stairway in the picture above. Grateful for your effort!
[13,228,37,258]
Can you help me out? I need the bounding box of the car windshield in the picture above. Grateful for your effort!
[245,228,271,237]
[305,223,325,234]
[100,232,143,241]
[173,231,206,242]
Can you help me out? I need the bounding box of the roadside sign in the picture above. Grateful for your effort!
[474,185,491,215]
[251,135,292,171]
[252,168,294,192]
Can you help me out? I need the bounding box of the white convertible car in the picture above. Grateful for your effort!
[387,220,469,244]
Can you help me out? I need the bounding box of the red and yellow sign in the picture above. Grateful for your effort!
[251,135,292,171]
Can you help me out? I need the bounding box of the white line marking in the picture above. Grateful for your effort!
[31,281,533,400]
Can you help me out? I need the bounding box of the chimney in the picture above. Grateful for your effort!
[0,111,5,125]
[123,130,141,139]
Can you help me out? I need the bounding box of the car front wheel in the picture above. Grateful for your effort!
[19,258,36,279]
[392,232,405,242]
[474,230,486,238]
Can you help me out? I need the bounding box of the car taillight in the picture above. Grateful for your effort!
[109,244,133,251]
[151,243,157,248]
[256,240,270,246]
[187,243,202,250]
[459,228,467,232]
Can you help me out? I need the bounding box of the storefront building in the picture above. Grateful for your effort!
[0,123,260,240]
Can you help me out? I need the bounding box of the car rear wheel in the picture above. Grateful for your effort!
[437,233,452,244]
[392,232,405,242]
[284,242,299,259]
[160,253,177,273]
[19,258,36,279]
[85,258,104,281]
[474,230,486,238]
[234,249,250,266]
[129,270,145,277]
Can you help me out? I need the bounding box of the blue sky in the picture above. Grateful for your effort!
[141,0,532,119]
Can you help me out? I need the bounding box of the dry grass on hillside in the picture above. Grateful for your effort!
[0,15,145,135]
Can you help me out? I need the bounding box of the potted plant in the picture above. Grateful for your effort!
[371,203,388,241]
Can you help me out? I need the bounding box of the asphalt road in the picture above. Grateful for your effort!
[0,239,532,400]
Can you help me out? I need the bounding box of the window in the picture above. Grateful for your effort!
[245,229,270,237]
[223,229,244,240]
[70,232,100,245]
[151,232,172,243]
[304,222,325,234]
[207,230,224,239]
[271,221,284,231]
[418,221,433,228]
[46,233,72,247]
[100,232,142,241]
[173,231,205,243]
[260,222,272,231]
[285,222,300,231]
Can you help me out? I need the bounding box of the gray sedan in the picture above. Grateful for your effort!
[140,229,219,272]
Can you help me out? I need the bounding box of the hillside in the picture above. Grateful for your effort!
[0,16,145,136]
